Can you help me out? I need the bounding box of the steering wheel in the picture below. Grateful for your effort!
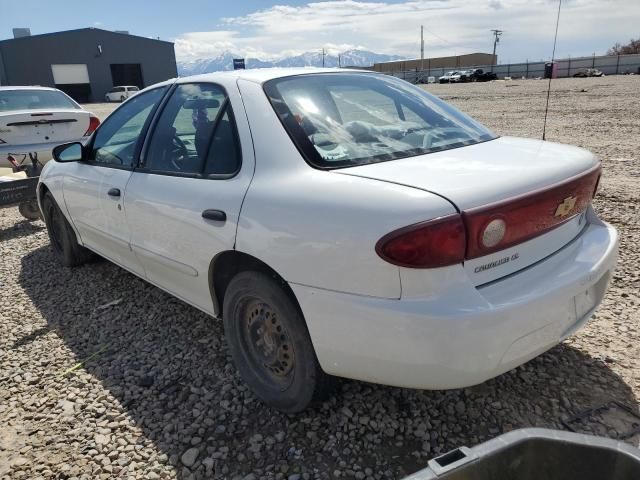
[169,135,189,171]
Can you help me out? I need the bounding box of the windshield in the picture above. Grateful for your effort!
[264,73,496,169]
[0,89,79,111]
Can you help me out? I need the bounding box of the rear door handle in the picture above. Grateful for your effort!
[202,209,226,222]
[107,188,121,197]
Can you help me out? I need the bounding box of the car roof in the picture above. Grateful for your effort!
[0,85,61,92]
[176,67,373,85]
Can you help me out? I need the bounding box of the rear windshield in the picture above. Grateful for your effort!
[264,73,496,169]
[0,89,79,112]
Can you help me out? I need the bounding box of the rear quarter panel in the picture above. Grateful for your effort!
[236,79,457,299]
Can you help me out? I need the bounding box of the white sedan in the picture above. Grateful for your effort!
[38,68,618,412]
[0,86,99,167]
[439,71,459,83]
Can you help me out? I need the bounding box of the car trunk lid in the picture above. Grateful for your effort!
[0,109,91,148]
[338,136,601,285]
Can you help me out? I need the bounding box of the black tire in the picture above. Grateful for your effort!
[223,271,328,412]
[18,200,42,221]
[42,191,92,267]
[120,95,125,102]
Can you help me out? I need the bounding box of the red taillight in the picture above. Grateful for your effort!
[463,164,601,259]
[377,165,601,269]
[376,214,466,268]
[84,116,100,136]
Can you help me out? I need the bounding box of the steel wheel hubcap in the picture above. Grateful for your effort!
[244,300,294,379]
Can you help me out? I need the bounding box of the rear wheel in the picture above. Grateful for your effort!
[120,95,125,102]
[223,271,328,412]
[42,191,92,267]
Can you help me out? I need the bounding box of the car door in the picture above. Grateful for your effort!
[62,86,168,275]
[125,82,254,314]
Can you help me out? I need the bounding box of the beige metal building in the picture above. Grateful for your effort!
[372,53,497,73]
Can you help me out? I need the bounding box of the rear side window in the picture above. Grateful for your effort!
[0,89,79,111]
[144,83,241,176]
[129,86,140,91]
[264,73,495,169]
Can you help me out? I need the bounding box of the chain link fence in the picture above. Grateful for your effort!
[384,53,640,83]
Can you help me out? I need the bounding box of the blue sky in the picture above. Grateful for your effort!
[2,0,638,62]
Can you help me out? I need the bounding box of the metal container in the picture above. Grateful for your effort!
[404,428,640,480]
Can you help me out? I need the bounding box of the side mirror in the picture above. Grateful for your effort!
[53,142,84,163]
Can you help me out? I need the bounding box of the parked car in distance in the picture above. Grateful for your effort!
[39,68,618,412]
[439,71,459,83]
[0,86,100,167]
[104,85,140,102]
[573,68,604,78]
[449,72,463,83]
[461,69,498,82]
[457,70,474,82]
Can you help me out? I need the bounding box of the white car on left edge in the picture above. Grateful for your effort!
[0,86,100,167]
[37,68,618,413]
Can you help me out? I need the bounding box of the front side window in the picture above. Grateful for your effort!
[91,87,166,167]
[264,73,496,169]
[0,89,79,111]
[144,83,241,176]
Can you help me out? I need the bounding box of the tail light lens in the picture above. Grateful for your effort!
[376,214,466,268]
[377,165,601,268]
[463,164,601,259]
[84,116,100,136]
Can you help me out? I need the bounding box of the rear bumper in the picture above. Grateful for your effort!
[292,216,618,389]
[0,138,88,165]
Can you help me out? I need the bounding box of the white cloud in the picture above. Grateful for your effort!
[173,0,640,62]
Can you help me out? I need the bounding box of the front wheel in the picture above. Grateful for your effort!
[120,95,125,102]
[223,271,329,412]
[42,191,92,267]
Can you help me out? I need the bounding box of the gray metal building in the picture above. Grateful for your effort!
[0,28,177,102]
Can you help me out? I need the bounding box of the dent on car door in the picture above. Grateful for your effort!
[125,82,254,314]
[62,87,167,274]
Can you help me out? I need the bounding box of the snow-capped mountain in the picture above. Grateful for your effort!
[177,49,404,76]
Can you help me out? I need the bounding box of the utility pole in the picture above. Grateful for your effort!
[338,54,341,68]
[321,48,325,67]
[490,29,502,70]
[420,25,424,71]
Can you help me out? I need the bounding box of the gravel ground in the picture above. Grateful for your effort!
[1,76,639,479]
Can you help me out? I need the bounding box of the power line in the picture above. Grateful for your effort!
[490,29,503,69]
[420,25,477,55]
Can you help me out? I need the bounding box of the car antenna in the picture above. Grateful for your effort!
[542,0,562,141]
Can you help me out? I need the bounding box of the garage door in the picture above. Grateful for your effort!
[51,64,90,84]
[51,64,91,103]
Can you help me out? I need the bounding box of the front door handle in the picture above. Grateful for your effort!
[107,188,121,197]
[202,209,226,222]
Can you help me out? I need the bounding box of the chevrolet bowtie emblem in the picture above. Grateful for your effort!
[555,196,577,217]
